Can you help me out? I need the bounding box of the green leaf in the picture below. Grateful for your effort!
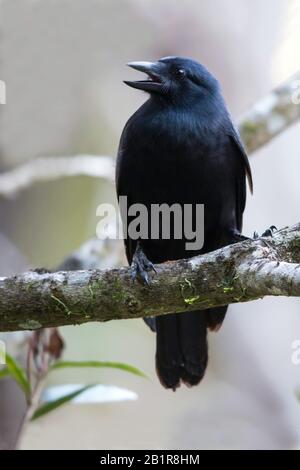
[4,352,31,397]
[183,295,200,305]
[50,360,147,378]
[0,368,10,380]
[31,384,94,420]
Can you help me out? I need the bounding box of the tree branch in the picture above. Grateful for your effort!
[0,155,114,197]
[0,225,299,332]
[239,71,300,152]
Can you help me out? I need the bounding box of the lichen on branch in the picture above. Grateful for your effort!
[0,224,300,332]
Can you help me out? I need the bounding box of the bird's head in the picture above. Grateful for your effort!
[124,56,220,101]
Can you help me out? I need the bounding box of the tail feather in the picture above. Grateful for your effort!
[155,314,181,390]
[179,311,208,386]
[155,311,209,390]
[206,306,228,332]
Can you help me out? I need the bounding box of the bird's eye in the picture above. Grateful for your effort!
[175,68,186,80]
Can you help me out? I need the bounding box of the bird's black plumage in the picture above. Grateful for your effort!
[116,57,252,390]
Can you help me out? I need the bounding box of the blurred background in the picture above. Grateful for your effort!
[0,0,300,449]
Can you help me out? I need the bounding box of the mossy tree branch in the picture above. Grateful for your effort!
[239,71,300,152]
[0,224,300,332]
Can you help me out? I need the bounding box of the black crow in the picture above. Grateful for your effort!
[116,56,253,390]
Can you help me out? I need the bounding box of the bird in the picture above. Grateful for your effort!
[116,56,253,390]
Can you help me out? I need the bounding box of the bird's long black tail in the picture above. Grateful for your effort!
[155,306,227,390]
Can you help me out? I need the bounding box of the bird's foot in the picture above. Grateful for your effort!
[229,226,277,246]
[253,225,277,248]
[131,243,156,286]
[253,225,277,239]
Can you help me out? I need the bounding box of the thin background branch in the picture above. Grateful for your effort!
[0,155,114,198]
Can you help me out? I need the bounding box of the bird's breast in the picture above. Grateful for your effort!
[119,104,237,210]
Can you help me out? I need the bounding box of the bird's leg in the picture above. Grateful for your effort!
[228,225,277,245]
[131,241,156,286]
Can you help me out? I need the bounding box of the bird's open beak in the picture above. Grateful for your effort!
[124,61,165,93]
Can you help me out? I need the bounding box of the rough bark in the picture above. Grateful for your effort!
[239,71,300,153]
[0,225,299,332]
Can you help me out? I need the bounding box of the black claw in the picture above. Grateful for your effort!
[130,242,156,286]
[258,225,278,238]
[253,226,277,240]
[252,225,277,248]
[148,261,157,274]
[141,271,150,286]
[262,229,271,237]
[261,225,277,237]
[131,264,138,282]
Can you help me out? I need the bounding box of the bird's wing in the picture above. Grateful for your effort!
[227,125,253,231]
[116,148,136,264]
[228,125,253,194]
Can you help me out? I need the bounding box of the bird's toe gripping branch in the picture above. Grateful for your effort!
[131,242,157,286]
[253,225,278,239]
[230,226,278,245]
